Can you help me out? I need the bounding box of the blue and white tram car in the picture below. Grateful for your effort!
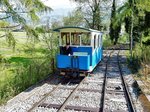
[54,26,103,76]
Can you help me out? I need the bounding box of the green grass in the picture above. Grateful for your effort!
[0,31,58,105]
[127,43,150,74]
[102,34,129,48]
[103,34,113,47]
[126,43,150,88]
[8,57,32,66]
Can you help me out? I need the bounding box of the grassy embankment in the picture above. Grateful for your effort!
[127,36,150,84]
[0,31,58,105]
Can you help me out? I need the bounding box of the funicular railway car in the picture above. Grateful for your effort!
[54,26,103,77]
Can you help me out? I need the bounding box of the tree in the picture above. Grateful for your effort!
[0,0,51,49]
[71,0,103,30]
[136,0,150,11]
[109,0,121,45]
[144,11,150,36]
[63,9,85,27]
[114,0,150,59]
[113,0,136,57]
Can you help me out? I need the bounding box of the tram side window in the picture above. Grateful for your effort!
[100,35,102,48]
[61,32,70,46]
[97,35,100,47]
[94,35,96,49]
[81,33,90,46]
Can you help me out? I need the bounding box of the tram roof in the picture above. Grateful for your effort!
[53,26,102,33]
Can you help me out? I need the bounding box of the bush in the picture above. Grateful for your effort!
[103,34,113,48]
[0,31,59,105]
[0,54,3,63]
[0,57,54,104]
[128,44,150,73]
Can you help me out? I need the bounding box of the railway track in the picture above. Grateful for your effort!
[1,49,143,112]
[101,50,135,112]
[26,51,112,112]
[27,74,104,112]
[28,77,86,112]
[29,51,135,112]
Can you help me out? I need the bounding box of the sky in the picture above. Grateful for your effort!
[40,0,78,21]
[39,0,125,25]
[41,0,125,17]
[42,0,77,10]
[39,0,77,25]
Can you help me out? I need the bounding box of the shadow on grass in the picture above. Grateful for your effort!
[24,48,48,54]
[8,57,32,67]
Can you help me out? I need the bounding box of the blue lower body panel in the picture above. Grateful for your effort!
[91,48,103,68]
[57,55,90,70]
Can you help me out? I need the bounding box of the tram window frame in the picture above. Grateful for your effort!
[100,35,102,48]
[94,34,96,49]
[81,33,91,46]
[71,33,81,46]
[61,32,70,46]
[98,35,100,47]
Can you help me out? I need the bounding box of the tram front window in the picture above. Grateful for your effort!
[71,33,80,45]
[71,33,90,46]
[61,32,70,46]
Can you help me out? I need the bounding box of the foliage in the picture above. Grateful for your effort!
[128,43,150,73]
[0,0,52,49]
[0,0,51,22]
[0,57,52,104]
[0,21,9,28]
[103,34,113,47]
[142,12,150,37]
[109,0,121,45]
[0,31,59,105]
[142,35,150,45]
[6,31,16,50]
[118,33,129,43]
[136,0,150,12]
[50,20,63,29]
[63,9,85,27]
[71,0,103,30]
[115,0,150,44]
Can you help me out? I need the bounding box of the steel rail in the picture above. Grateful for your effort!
[22,74,55,101]
[100,49,114,112]
[8,74,56,110]
[28,84,61,112]
[28,77,68,112]
[101,48,134,112]
[117,50,136,112]
[57,76,87,112]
